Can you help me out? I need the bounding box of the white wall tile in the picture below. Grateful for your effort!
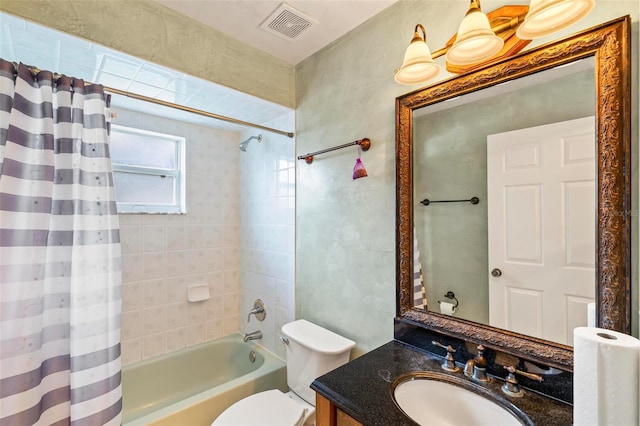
[142,332,165,360]
[187,323,205,346]
[187,225,205,248]
[117,107,242,365]
[238,112,295,357]
[143,306,166,334]
[223,316,239,335]
[121,338,141,365]
[143,279,166,307]
[165,276,187,303]
[120,225,142,254]
[142,215,166,226]
[207,295,224,319]
[143,225,166,252]
[224,292,239,317]
[121,309,142,340]
[165,327,187,353]
[206,319,224,340]
[165,251,188,277]
[143,252,166,279]
[188,301,207,324]
[122,281,143,311]
[165,225,187,250]
[208,272,225,296]
[122,253,145,282]
[166,302,188,327]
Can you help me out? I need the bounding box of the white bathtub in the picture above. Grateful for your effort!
[122,334,287,426]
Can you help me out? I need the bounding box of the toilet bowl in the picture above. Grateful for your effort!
[211,320,355,426]
[212,389,314,426]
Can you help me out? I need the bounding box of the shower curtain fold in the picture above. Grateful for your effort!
[0,59,122,426]
[413,225,427,309]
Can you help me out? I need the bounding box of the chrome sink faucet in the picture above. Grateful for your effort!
[464,345,491,383]
[243,330,262,342]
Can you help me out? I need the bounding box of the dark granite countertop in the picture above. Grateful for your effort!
[311,340,572,426]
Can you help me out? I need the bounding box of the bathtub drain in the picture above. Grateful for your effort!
[249,351,256,363]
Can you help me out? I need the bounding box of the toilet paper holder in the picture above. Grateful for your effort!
[438,291,459,309]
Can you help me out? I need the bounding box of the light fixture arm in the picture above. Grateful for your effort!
[466,0,482,16]
[430,11,527,60]
[412,24,427,43]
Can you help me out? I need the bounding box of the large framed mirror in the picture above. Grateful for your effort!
[396,16,631,370]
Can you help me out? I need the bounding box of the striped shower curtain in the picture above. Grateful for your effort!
[0,60,122,425]
[413,225,427,309]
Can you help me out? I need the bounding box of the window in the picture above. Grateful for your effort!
[110,125,186,213]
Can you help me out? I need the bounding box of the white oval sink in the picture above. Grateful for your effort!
[393,374,526,426]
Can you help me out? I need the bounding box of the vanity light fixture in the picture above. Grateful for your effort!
[516,0,595,39]
[445,0,504,66]
[394,24,441,85]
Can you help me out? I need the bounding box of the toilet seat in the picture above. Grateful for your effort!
[212,390,307,426]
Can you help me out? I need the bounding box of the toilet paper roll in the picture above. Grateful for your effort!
[573,327,640,426]
[439,301,456,316]
[587,302,596,327]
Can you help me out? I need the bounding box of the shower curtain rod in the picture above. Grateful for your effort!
[104,86,295,138]
[15,63,295,138]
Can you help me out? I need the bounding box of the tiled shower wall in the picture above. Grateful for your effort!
[239,111,296,359]
[116,107,242,365]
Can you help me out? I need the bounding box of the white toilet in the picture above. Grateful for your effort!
[212,319,355,426]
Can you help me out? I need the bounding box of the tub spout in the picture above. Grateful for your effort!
[244,330,262,342]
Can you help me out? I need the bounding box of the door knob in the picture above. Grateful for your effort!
[491,268,502,277]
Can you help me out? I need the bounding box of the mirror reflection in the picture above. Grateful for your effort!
[412,58,596,346]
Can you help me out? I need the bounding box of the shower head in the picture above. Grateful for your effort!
[239,134,262,152]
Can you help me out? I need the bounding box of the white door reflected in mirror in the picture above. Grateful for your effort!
[487,116,596,345]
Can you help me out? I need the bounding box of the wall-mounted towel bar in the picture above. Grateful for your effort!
[298,138,370,164]
[420,197,480,206]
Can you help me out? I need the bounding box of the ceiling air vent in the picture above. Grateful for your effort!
[260,3,316,41]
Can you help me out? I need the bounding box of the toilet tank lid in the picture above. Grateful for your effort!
[282,320,355,355]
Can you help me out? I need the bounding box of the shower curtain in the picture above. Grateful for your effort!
[0,60,122,425]
[413,225,426,309]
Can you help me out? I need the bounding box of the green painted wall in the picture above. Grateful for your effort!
[295,0,639,355]
[0,0,295,108]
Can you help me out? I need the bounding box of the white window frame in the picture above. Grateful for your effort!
[110,124,186,214]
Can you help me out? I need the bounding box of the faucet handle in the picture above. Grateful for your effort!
[431,341,461,372]
[247,299,266,322]
[504,365,543,382]
[501,365,543,397]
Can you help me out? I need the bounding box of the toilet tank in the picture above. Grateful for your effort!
[281,320,355,405]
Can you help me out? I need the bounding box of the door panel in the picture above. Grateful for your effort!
[488,116,595,345]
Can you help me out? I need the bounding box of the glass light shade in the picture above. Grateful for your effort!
[516,0,595,39]
[446,10,504,66]
[394,24,440,84]
[395,37,441,85]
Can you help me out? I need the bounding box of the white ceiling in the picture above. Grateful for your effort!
[155,0,398,65]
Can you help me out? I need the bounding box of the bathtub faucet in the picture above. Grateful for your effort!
[244,330,262,342]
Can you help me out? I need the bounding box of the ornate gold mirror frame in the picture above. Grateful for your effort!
[396,16,631,370]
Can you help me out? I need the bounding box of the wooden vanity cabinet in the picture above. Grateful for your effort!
[316,393,363,426]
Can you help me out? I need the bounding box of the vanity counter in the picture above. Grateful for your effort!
[311,340,573,426]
